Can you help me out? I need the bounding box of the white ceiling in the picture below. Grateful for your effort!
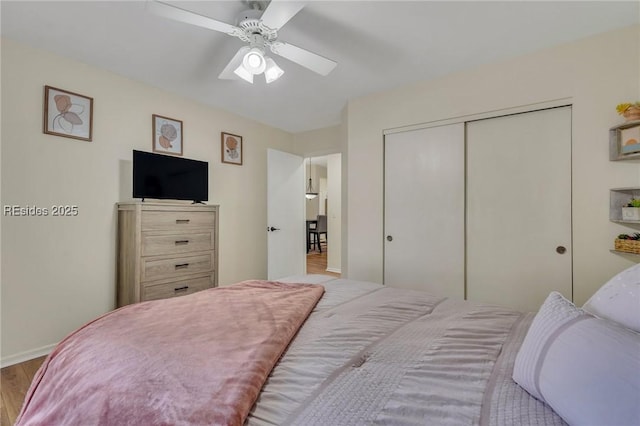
[2,1,638,133]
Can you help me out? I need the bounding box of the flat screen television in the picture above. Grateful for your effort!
[133,150,208,203]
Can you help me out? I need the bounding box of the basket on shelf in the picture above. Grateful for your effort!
[614,237,640,254]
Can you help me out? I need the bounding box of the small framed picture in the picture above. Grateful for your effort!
[610,121,640,160]
[221,132,243,165]
[620,125,640,154]
[43,85,93,141]
[152,114,183,156]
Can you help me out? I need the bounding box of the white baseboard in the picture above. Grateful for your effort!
[1,344,55,368]
[326,267,341,274]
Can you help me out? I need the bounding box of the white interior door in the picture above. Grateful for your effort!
[384,124,465,298]
[267,149,305,280]
[466,106,572,312]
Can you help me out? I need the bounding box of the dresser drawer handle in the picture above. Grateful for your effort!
[175,263,189,270]
[176,219,190,224]
[174,286,189,292]
[174,240,190,245]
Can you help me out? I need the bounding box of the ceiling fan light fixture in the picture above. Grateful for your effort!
[150,1,339,85]
[233,64,254,83]
[242,47,266,74]
[264,57,284,83]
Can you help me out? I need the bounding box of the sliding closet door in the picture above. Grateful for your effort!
[466,107,572,312]
[384,124,464,298]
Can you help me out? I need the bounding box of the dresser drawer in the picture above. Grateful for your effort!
[142,275,212,301]
[142,253,213,282]
[142,232,213,257]
[141,210,216,231]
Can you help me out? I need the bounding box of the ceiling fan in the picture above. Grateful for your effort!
[148,0,337,84]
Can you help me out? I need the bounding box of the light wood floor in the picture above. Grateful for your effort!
[307,245,340,278]
[1,356,46,425]
[0,250,339,425]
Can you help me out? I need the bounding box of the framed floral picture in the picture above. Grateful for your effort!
[152,114,183,156]
[221,132,243,165]
[43,85,93,141]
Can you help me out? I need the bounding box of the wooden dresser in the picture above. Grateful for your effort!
[117,202,218,307]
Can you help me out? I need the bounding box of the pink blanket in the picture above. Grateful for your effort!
[16,280,324,426]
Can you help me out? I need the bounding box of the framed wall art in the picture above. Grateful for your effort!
[221,132,243,165]
[610,120,640,160]
[43,85,93,141]
[152,114,183,156]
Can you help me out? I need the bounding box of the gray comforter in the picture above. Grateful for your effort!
[247,276,565,426]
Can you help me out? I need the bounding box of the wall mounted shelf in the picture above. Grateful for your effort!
[610,187,640,221]
[610,187,640,261]
[609,120,640,161]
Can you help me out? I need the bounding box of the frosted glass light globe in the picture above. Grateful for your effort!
[242,48,266,75]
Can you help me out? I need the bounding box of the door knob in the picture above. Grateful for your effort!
[556,246,566,254]
[386,235,393,242]
[268,227,281,232]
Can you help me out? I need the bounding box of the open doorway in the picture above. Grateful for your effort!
[305,154,341,277]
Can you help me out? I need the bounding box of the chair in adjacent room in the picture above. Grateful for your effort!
[309,215,327,253]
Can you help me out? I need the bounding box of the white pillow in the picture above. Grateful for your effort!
[513,292,640,426]
[513,292,586,401]
[583,264,640,332]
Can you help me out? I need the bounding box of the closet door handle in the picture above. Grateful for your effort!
[386,235,393,242]
[556,246,567,254]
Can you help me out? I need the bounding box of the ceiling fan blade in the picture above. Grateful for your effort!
[218,46,251,80]
[259,0,306,30]
[148,0,240,36]
[270,41,337,76]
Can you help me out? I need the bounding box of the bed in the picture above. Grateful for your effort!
[15,272,640,426]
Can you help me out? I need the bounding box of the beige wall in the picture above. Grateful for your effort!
[292,125,341,157]
[326,153,342,273]
[0,39,293,364]
[346,25,640,306]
